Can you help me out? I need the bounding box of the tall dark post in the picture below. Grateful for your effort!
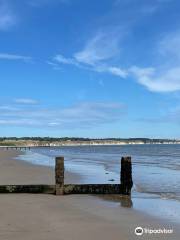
[55,157,64,195]
[121,156,133,195]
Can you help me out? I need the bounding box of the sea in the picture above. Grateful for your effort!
[17,144,180,224]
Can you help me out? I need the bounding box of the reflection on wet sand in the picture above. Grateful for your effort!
[96,194,133,208]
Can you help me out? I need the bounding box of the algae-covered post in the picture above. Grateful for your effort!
[121,156,133,195]
[0,155,133,195]
[55,157,64,195]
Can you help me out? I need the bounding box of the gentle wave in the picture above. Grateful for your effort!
[16,145,180,223]
[18,145,180,202]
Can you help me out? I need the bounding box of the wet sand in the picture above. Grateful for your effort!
[0,149,80,185]
[0,149,179,240]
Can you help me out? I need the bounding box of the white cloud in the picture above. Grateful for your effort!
[0,119,39,126]
[52,28,128,79]
[94,65,128,78]
[128,31,180,92]
[54,54,78,66]
[51,22,180,93]
[0,53,31,62]
[74,30,122,66]
[0,102,125,128]
[54,28,124,68]
[130,66,180,92]
[53,53,128,78]
[0,105,19,111]
[14,98,39,105]
[106,66,128,78]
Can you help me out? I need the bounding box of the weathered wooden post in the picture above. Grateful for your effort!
[55,157,64,195]
[121,156,133,195]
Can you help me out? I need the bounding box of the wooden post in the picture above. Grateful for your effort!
[55,157,64,195]
[121,156,133,195]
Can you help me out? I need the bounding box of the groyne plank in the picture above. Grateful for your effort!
[0,184,122,194]
[0,156,133,195]
[0,185,55,194]
[64,184,122,194]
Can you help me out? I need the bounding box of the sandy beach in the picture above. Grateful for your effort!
[0,149,179,240]
[0,149,80,185]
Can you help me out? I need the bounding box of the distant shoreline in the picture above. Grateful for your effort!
[0,141,180,148]
[0,137,180,147]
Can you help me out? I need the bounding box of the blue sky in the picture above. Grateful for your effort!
[0,0,180,138]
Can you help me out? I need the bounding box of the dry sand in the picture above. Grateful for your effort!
[0,149,179,240]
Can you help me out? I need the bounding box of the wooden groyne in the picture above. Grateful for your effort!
[0,156,133,195]
[0,146,50,150]
[0,185,55,194]
[1,146,31,151]
[55,156,133,195]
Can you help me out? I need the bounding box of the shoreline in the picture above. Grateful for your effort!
[0,149,179,239]
[15,149,180,224]
[1,142,180,148]
[0,149,81,185]
[17,150,83,185]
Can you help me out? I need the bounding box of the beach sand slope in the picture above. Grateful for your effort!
[0,150,179,240]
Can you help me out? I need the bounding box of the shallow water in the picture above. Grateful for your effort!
[18,144,180,223]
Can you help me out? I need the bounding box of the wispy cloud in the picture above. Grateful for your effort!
[0,53,32,62]
[54,54,79,66]
[0,1,17,30]
[0,0,68,31]
[48,2,180,93]
[0,101,125,128]
[129,31,180,92]
[53,53,128,78]
[114,0,169,14]
[158,31,180,62]
[96,65,128,78]
[54,28,124,68]
[130,66,180,92]
[74,30,123,66]
[14,98,39,105]
[52,28,128,78]
[137,105,180,126]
